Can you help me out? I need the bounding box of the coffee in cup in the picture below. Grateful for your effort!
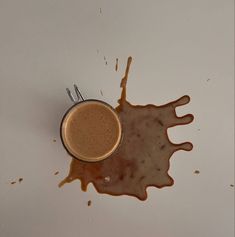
[61,100,122,162]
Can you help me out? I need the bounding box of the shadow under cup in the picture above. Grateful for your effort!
[60,100,122,162]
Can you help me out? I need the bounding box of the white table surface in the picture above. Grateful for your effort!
[0,1,234,237]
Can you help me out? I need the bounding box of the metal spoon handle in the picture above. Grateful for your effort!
[66,84,85,103]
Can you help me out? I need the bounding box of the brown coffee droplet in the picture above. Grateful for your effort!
[54,171,59,175]
[19,178,23,183]
[60,57,194,200]
[115,58,118,71]
[194,170,200,174]
[230,184,234,187]
[103,56,108,65]
[87,200,92,206]
[53,139,56,142]
[11,181,16,185]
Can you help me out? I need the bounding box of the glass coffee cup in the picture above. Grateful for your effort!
[60,85,122,162]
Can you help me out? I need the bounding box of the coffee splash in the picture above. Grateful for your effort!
[115,58,119,71]
[60,57,194,200]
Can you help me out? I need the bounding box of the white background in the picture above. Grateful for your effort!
[0,1,234,237]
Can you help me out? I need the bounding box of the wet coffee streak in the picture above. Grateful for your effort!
[60,57,194,200]
[115,58,118,71]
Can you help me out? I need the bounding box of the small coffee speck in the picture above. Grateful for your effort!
[100,90,103,96]
[194,170,200,174]
[87,200,92,206]
[53,139,56,142]
[11,181,16,185]
[230,184,234,187]
[197,129,200,131]
[99,8,102,14]
[96,49,99,54]
[54,171,59,175]
[19,178,23,183]
[115,58,119,71]
[103,56,108,66]
[206,78,211,82]
[160,145,165,150]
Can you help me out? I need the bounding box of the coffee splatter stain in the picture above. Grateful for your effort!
[87,200,92,206]
[206,78,211,82]
[100,90,103,96]
[194,170,200,174]
[53,139,56,142]
[104,56,108,66]
[60,57,194,200]
[10,178,23,185]
[54,171,59,175]
[115,58,119,71]
[230,184,234,187]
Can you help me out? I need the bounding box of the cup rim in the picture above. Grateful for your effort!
[60,99,122,162]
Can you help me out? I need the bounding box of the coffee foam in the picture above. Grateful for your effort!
[61,101,122,162]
